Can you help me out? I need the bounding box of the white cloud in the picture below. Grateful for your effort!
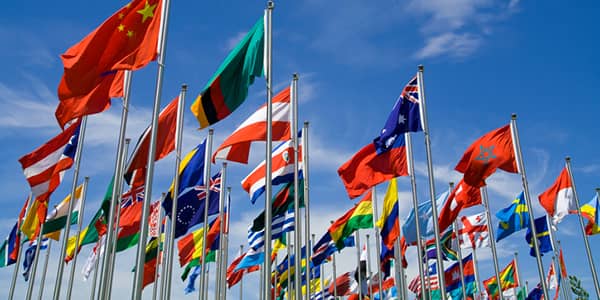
[415,32,482,59]
[407,0,494,33]
[224,31,248,52]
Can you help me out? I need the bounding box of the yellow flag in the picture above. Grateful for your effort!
[376,178,398,229]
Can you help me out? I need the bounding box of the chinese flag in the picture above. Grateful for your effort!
[454,124,518,187]
[56,0,162,128]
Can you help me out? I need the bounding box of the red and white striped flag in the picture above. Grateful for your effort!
[538,167,577,225]
[148,201,161,238]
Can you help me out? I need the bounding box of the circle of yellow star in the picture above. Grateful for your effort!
[137,1,157,23]
[118,24,125,32]
[127,30,134,38]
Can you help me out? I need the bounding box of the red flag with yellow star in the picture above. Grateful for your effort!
[454,124,518,187]
[56,0,162,128]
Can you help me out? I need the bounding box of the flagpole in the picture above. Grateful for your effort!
[557,240,573,300]
[259,264,264,300]
[204,264,210,300]
[546,215,570,300]
[51,113,87,300]
[291,73,302,300]
[8,195,30,300]
[513,252,524,296]
[394,238,405,300]
[365,234,373,299]
[471,247,482,298]
[37,240,52,300]
[199,129,214,299]
[158,218,170,300]
[404,132,428,300]
[302,121,311,300]
[89,239,102,300]
[319,262,324,299]
[162,84,187,300]
[264,3,275,300]
[371,189,384,300]
[452,219,468,299]
[152,199,164,300]
[355,231,364,299]
[510,114,550,299]
[98,68,133,300]
[565,157,600,298]
[331,225,338,299]
[66,176,90,300]
[25,223,45,300]
[417,65,447,300]
[221,187,232,299]
[286,232,291,300]
[239,245,244,300]
[480,186,504,297]
[215,163,228,300]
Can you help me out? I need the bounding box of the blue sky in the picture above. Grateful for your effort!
[1,0,599,299]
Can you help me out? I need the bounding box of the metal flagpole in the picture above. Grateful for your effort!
[331,236,338,300]
[513,252,525,297]
[221,187,232,299]
[259,265,264,300]
[546,216,570,300]
[417,65,447,300]
[371,188,384,300]
[89,239,102,300]
[66,176,90,300]
[52,114,88,300]
[163,84,187,300]
[199,130,214,299]
[355,231,363,299]
[302,121,311,300]
[557,240,573,300]
[8,194,31,300]
[565,157,600,298]
[471,247,482,298]
[152,199,164,300]
[286,232,291,300]
[159,218,170,300]
[394,239,404,300]
[25,223,45,300]
[37,240,52,300]
[480,186,504,297]
[239,245,244,300]
[132,0,173,295]
[204,264,210,300]
[404,132,428,300]
[319,263,324,299]
[452,220,468,299]
[510,114,550,299]
[291,74,302,300]
[215,163,228,300]
[264,2,275,299]
[365,234,373,299]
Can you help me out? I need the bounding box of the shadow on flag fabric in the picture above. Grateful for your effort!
[454,124,518,188]
[190,16,265,129]
[496,191,530,242]
[373,75,422,154]
[251,179,304,232]
[376,178,400,250]
[403,190,448,245]
[527,283,544,300]
[525,215,553,257]
[42,183,84,241]
[446,254,476,300]
[329,191,373,249]
[581,193,600,235]
[56,0,162,128]
[457,212,490,249]
[538,167,577,226]
[177,215,221,267]
[437,179,481,233]
[212,87,291,164]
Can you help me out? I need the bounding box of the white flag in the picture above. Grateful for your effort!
[82,235,105,281]
[457,212,490,249]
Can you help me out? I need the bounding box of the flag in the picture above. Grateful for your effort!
[437,179,482,233]
[581,194,600,235]
[19,121,81,239]
[190,16,265,128]
[496,191,531,241]
[115,182,146,252]
[0,198,28,267]
[82,235,105,281]
[236,247,265,270]
[141,237,160,288]
[373,75,422,154]
[311,232,355,267]
[177,215,221,267]
[22,238,49,281]
[424,230,458,261]
[454,124,518,187]
[402,190,448,245]
[527,283,544,300]
[241,134,303,204]
[538,167,577,225]
[328,191,373,249]
[251,179,304,232]
[547,262,558,290]
[457,212,490,249]
[376,178,400,250]
[148,201,161,238]
[248,207,294,250]
[483,259,520,300]
[338,134,408,199]
[163,141,206,207]
[180,250,217,281]
[42,184,84,240]
[328,271,358,296]
[227,251,260,288]
[525,215,553,257]
[212,87,291,163]
[558,248,568,277]
[184,266,201,294]
[446,254,477,300]
[408,262,438,295]
[124,96,179,182]
[56,0,162,128]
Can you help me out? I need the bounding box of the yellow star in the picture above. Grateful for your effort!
[118,24,125,32]
[127,30,134,38]
[118,12,125,19]
[137,1,157,23]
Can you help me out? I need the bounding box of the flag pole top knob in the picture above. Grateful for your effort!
[267,1,274,9]
[181,84,187,91]
[511,113,517,120]
[125,138,131,143]
[565,156,571,162]
[304,121,309,126]
[208,128,214,135]
[418,65,424,71]
[293,73,299,80]
[514,252,518,256]
[596,188,600,192]
[84,176,90,181]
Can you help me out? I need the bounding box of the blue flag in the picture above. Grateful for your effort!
[527,283,544,300]
[525,215,553,257]
[402,191,448,245]
[184,266,202,294]
[311,232,355,267]
[373,75,422,154]
[22,238,48,281]
[496,192,531,241]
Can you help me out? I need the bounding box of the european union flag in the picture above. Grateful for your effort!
[496,192,530,241]
[373,75,422,154]
[525,215,553,257]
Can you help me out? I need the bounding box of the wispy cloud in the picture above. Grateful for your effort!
[224,31,248,52]
[415,32,482,59]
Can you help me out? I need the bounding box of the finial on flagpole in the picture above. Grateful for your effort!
[208,128,214,135]
[418,65,424,71]
[511,113,517,120]
[565,156,571,162]
[181,84,187,91]
[293,73,298,80]
[596,188,600,192]
[267,1,274,9]
[126,138,131,144]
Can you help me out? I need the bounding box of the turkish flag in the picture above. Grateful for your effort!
[455,124,518,187]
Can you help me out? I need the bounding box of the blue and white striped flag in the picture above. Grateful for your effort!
[248,207,294,250]
[22,238,49,281]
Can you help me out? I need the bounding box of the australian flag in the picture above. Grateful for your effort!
[373,75,422,154]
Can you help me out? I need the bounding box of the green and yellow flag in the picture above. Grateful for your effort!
[483,259,519,299]
[328,191,373,249]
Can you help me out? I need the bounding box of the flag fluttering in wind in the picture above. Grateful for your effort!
[446,254,477,299]
[251,179,303,232]
[437,179,481,233]
[454,124,518,187]
[213,87,291,164]
[311,232,355,267]
[42,184,84,241]
[402,191,448,245]
[376,178,400,250]
[483,259,520,300]
[0,199,29,268]
[538,167,577,226]
[525,215,553,257]
[227,251,260,288]
[163,141,206,209]
[190,17,265,129]
[328,191,373,249]
[23,238,49,281]
[56,0,162,128]
[457,212,490,249]
[581,194,600,235]
[496,191,530,241]
[177,215,221,267]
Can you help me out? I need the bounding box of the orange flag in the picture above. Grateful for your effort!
[56,0,162,128]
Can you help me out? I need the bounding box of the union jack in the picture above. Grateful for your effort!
[121,185,145,208]
[194,171,222,200]
[400,75,419,103]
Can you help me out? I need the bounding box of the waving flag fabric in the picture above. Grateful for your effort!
[213,87,291,163]
[496,192,530,241]
[424,230,457,261]
[525,216,553,257]
[23,238,49,281]
[403,191,448,245]
[376,178,400,250]
[483,259,519,299]
[457,212,490,249]
[311,232,355,267]
[247,207,294,250]
[0,199,29,268]
[241,134,302,204]
[329,191,373,249]
[227,251,260,288]
[446,254,476,299]
[538,167,577,225]
[581,194,600,235]
[251,179,304,232]
[177,215,221,267]
[163,141,206,208]
[82,235,105,281]
[42,183,84,240]
[455,124,518,187]
[56,0,162,128]
[437,179,481,233]
[190,17,265,129]
[115,182,146,252]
